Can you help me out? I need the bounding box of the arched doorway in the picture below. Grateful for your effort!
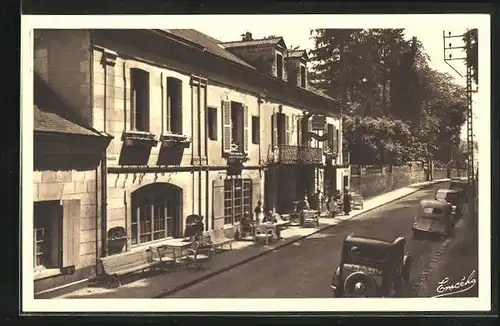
[130,183,183,246]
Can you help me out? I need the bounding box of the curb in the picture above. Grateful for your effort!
[155,180,448,298]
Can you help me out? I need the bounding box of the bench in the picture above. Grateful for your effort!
[208,228,234,253]
[99,248,163,288]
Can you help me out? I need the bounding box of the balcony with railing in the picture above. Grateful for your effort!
[267,145,323,166]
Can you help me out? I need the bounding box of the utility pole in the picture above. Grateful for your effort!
[443,30,477,219]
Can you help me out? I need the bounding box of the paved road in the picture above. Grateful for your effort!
[170,182,458,298]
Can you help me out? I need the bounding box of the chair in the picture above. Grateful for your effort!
[184,241,211,269]
[254,225,275,245]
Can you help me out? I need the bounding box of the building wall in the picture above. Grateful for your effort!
[34,30,93,127]
[33,168,99,293]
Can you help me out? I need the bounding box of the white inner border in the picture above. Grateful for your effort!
[21,14,491,313]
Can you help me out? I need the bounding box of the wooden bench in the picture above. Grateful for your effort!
[99,248,163,288]
[208,228,234,253]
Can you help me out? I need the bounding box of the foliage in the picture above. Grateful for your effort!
[463,28,478,85]
[309,28,467,165]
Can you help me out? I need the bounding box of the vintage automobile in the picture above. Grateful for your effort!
[329,234,412,298]
[435,188,463,221]
[412,200,454,239]
[449,178,469,203]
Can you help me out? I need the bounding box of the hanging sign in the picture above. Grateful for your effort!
[311,114,326,130]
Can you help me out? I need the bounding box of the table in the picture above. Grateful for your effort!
[156,238,193,268]
[256,222,282,240]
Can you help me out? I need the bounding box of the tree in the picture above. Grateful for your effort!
[309,28,467,166]
[463,28,478,85]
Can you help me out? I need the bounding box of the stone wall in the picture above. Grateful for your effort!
[350,165,426,199]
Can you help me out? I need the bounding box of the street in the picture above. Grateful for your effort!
[167,182,477,298]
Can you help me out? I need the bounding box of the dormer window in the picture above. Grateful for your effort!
[276,52,284,80]
[300,64,307,88]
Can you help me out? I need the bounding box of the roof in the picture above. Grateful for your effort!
[286,49,308,60]
[437,188,460,193]
[34,73,104,137]
[221,37,284,48]
[158,30,339,108]
[419,199,453,207]
[162,29,256,69]
[345,234,400,247]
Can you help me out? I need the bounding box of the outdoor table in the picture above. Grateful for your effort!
[156,238,193,268]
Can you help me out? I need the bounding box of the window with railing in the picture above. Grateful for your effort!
[224,179,252,225]
[33,201,61,270]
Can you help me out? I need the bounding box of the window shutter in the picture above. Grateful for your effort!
[222,100,232,153]
[243,104,249,152]
[332,125,338,154]
[297,117,302,146]
[285,114,291,145]
[212,179,225,229]
[252,179,261,208]
[271,113,278,148]
[61,199,80,268]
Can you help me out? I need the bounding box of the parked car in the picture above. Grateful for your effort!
[329,234,412,298]
[435,188,463,221]
[412,200,454,239]
[449,178,469,203]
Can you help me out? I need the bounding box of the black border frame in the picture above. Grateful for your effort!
[6,0,498,322]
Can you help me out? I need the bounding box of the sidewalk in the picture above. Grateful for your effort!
[416,192,479,298]
[46,179,449,299]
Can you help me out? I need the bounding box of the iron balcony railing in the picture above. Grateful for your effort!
[267,144,323,166]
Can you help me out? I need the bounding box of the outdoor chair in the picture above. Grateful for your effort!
[184,241,212,269]
[254,225,276,245]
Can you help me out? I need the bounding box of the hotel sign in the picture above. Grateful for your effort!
[311,114,326,130]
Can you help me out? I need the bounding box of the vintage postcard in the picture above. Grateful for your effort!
[21,14,491,313]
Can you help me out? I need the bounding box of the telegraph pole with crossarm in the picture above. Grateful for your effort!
[442,30,477,218]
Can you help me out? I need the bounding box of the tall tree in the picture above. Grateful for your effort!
[463,28,478,85]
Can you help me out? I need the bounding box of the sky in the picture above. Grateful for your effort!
[198,23,481,143]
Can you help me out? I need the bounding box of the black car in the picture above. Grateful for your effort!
[330,234,412,297]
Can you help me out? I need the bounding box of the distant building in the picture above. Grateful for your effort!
[32,29,348,296]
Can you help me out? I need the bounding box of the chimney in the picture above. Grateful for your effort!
[241,32,253,41]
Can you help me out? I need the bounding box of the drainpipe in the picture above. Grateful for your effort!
[191,82,195,215]
[197,80,202,219]
[101,56,108,257]
[89,33,100,274]
[204,82,209,231]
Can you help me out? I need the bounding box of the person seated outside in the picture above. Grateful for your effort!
[262,210,277,223]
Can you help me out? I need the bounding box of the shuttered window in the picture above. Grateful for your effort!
[271,113,278,148]
[61,200,81,268]
[243,104,249,152]
[130,68,150,132]
[327,123,334,151]
[297,117,303,146]
[212,179,225,229]
[222,100,232,153]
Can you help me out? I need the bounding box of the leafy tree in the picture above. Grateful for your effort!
[309,28,467,166]
[463,28,478,85]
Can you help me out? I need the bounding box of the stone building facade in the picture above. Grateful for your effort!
[32,28,347,296]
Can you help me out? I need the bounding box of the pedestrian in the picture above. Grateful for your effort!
[254,200,264,224]
[343,187,352,215]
